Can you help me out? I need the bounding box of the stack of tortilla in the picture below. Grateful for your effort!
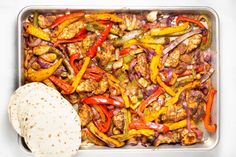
[8,82,81,157]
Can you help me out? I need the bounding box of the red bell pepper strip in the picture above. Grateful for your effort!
[136,87,164,116]
[86,66,105,74]
[119,47,132,56]
[49,75,73,94]
[86,22,113,58]
[51,12,85,29]
[83,72,103,81]
[99,20,110,24]
[94,104,113,133]
[176,16,206,29]
[204,88,217,133]
[81,95,124,108]
[129,121,169,133]
[177,65,205,77]
[53,28,87,47]
[69,53,81,74]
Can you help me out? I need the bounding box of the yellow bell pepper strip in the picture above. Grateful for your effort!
[82,128,106,146]
[204,88,217,133]
[164,119,191,131]
[86,13,123,23]
[121,108,131,139]
[52,17,79,37]
[136,87,164,117]
[27,58,63,82]
[165,81,200,107]
[129,121,169,133]
[70,57,90,93]
[111,129,154,141]
[144,106,167,122]
[150,22,189,36]
[26,24,51,41]
[123,39,137,48]
[150,44,163,84]
[51,12,85,29]
[87,122,125,148]
[166,25,192,36]
[140,35,166,45]
[119,87,130,108]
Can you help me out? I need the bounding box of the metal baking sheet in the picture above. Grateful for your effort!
[17,5,220,153]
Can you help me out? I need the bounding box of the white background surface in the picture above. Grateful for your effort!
[0,0,236,156]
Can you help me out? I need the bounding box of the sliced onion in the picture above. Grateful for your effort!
[203,49,212,62]
[143,84,159,99]
[183,102,191,132]
[193,128,203,141]
[166,16,175,27]
[163,68,173,83]
[27,38,42,47]
[163,29,202,55]
[200,67,214,83]
[129,58,137,71]
[36,58,50,68]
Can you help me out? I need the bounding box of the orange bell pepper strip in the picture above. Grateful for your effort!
[204,88,217,133]
[176,16,206,29]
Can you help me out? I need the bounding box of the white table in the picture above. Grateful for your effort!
[0,0,235,156]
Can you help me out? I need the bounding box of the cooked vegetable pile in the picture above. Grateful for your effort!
[23,10,217,148]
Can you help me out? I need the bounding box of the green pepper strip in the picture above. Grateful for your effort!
[33,11,39,27]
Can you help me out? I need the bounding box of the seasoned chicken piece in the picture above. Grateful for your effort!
[180,54,193,64]
[154,131,180,147]
[119,14,144,31]
[164,49,180,68]
[78,104,93,126]
[177,43,187,54]
[186,34,202,53]
[38,15,56,29]
[161,103,186,122]
[134,53,148,77]
[94,77,109,95]
[82,33,97,51]
[180,128,199,145]
[76,79,99,93]
[113,111,125,131]
[192,102,205,120]
[67,42,86,57]
[96,41,114,67]
[186,90,205,117]
[58,21,85,39]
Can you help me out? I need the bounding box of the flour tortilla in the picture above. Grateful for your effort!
[8,82,81,157]
[8,83,45,135]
